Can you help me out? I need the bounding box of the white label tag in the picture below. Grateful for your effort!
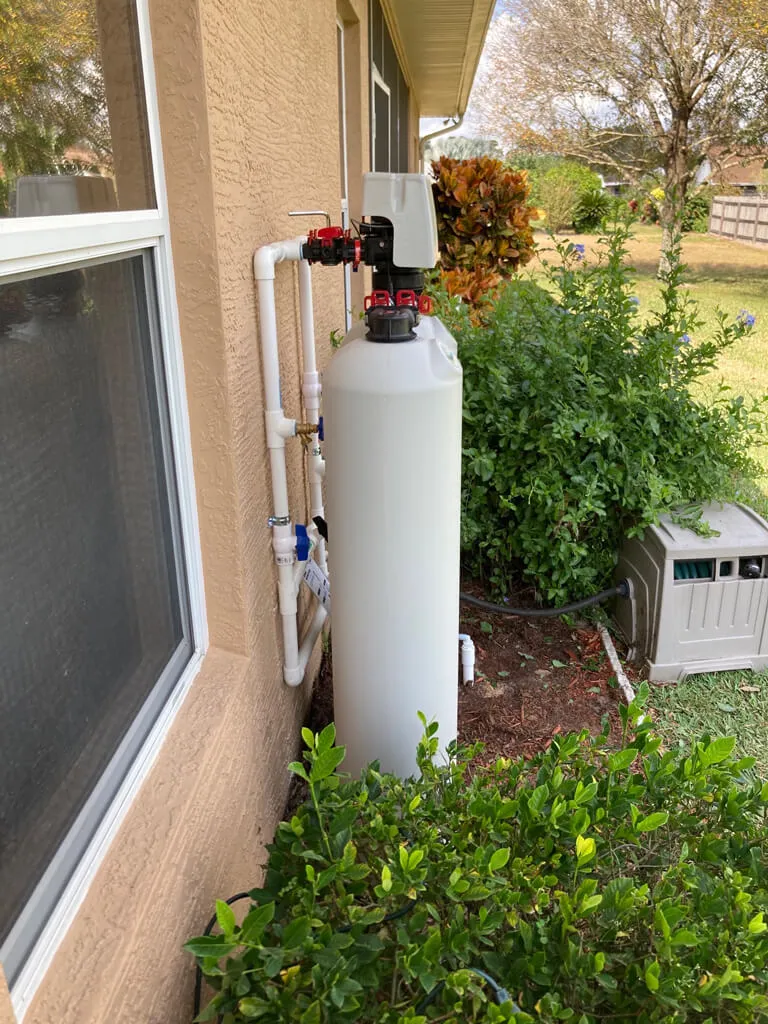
[302,558,331,613]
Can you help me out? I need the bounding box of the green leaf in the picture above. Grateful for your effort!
[636,811,669,833]
[317,722,336,752]
[309,746,346,782]
[288,761,309,782]
[300,1000,322,1024]
[528,783,549,815]
[381,865,392,892]
[399,845,409,871]
[575,834,596,865]
[184,935,240,959]
[489,847,511,872]
[215,900,236,937]
[282,916,311,948]
[240,902,275,943]
[699,736,736,767]
[671,929,698,947]
[408,849,425,870]
[749,912,767,935]
[301,727,315,749]
[645,960,660,992]
[481,620,493,634]
[237,998,264,1019]
[609,748,638,772]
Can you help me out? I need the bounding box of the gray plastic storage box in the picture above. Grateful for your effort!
[615,503,768,681]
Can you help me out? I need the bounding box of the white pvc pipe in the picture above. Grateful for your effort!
[254,238,329,686]
[297,257,328,574]
[458,634,475,685]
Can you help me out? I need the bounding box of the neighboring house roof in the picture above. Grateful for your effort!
[706,147,768,187]
[382,0,495,117]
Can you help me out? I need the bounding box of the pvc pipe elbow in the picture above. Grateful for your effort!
[253,238,304,280]
[283,663,304,687]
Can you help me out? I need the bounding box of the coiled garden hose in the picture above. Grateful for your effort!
[460,578,630,618]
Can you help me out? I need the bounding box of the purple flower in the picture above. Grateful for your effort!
[629,296,640,306]
[681,333,691,344]
[573,243,586,261]
[738,309,757,328]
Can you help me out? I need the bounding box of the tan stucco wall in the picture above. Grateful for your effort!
[21,1,369,1022]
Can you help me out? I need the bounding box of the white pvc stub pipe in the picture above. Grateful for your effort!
[458,634,475,685]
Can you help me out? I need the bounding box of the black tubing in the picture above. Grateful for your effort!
[193,892,251,1022]
[460,579,630,619]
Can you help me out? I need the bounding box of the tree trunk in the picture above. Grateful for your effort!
[658,112,691,277]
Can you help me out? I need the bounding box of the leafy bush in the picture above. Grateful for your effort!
[537,162,603,232]
[573,186,612,232]
[431,157,535,305]
[187,700,768,1023]
[537,175,579,233]
[681,188,714,233]
[504,151,562,206]
[436,222,765,602]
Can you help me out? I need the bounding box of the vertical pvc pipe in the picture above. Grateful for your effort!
[254,240,329,687]
[297,257,328,573]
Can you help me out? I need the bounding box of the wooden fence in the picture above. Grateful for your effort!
[709,195,768,244]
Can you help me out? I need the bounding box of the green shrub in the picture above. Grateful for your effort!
[682,188,714,233]
[187,699,768,1023]
[537,175,579,233]
[436,222,765,602]
[431,156,535,306]
[573,186,612,232]
[537,162,603,231]
[504,152,562,207]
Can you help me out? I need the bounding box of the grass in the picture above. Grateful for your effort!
[535,225,768,764]
[648,670,768,777]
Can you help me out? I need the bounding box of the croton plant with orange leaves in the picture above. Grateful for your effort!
[431,156,535,306]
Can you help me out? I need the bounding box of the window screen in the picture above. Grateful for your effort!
[369,0,410,173]
[0,254,190,977]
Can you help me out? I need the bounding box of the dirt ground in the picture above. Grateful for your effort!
[306,582,625,765]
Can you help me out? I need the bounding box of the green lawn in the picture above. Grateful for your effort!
[536,226,768,765]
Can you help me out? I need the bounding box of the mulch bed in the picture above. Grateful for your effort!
[304,580,626,766]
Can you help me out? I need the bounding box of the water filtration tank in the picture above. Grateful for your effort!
[324,314,462,777]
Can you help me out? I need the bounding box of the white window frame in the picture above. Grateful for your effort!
[0,0,207,1016]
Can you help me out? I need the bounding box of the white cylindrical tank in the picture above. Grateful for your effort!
[324,315,462,777]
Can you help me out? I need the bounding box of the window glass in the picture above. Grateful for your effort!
[373,79,391,173]
[0,0,155,216]
[0,254,189,975]
[369,0,410,173]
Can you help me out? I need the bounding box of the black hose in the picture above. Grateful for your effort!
[192,892,251,1022]
[460,579,630,619]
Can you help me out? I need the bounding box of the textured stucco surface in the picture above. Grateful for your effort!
[23,1,369,1022]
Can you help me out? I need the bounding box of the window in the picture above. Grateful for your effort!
[337,17,353,331]
[0,0,203,1008]
[369,0,410,173]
